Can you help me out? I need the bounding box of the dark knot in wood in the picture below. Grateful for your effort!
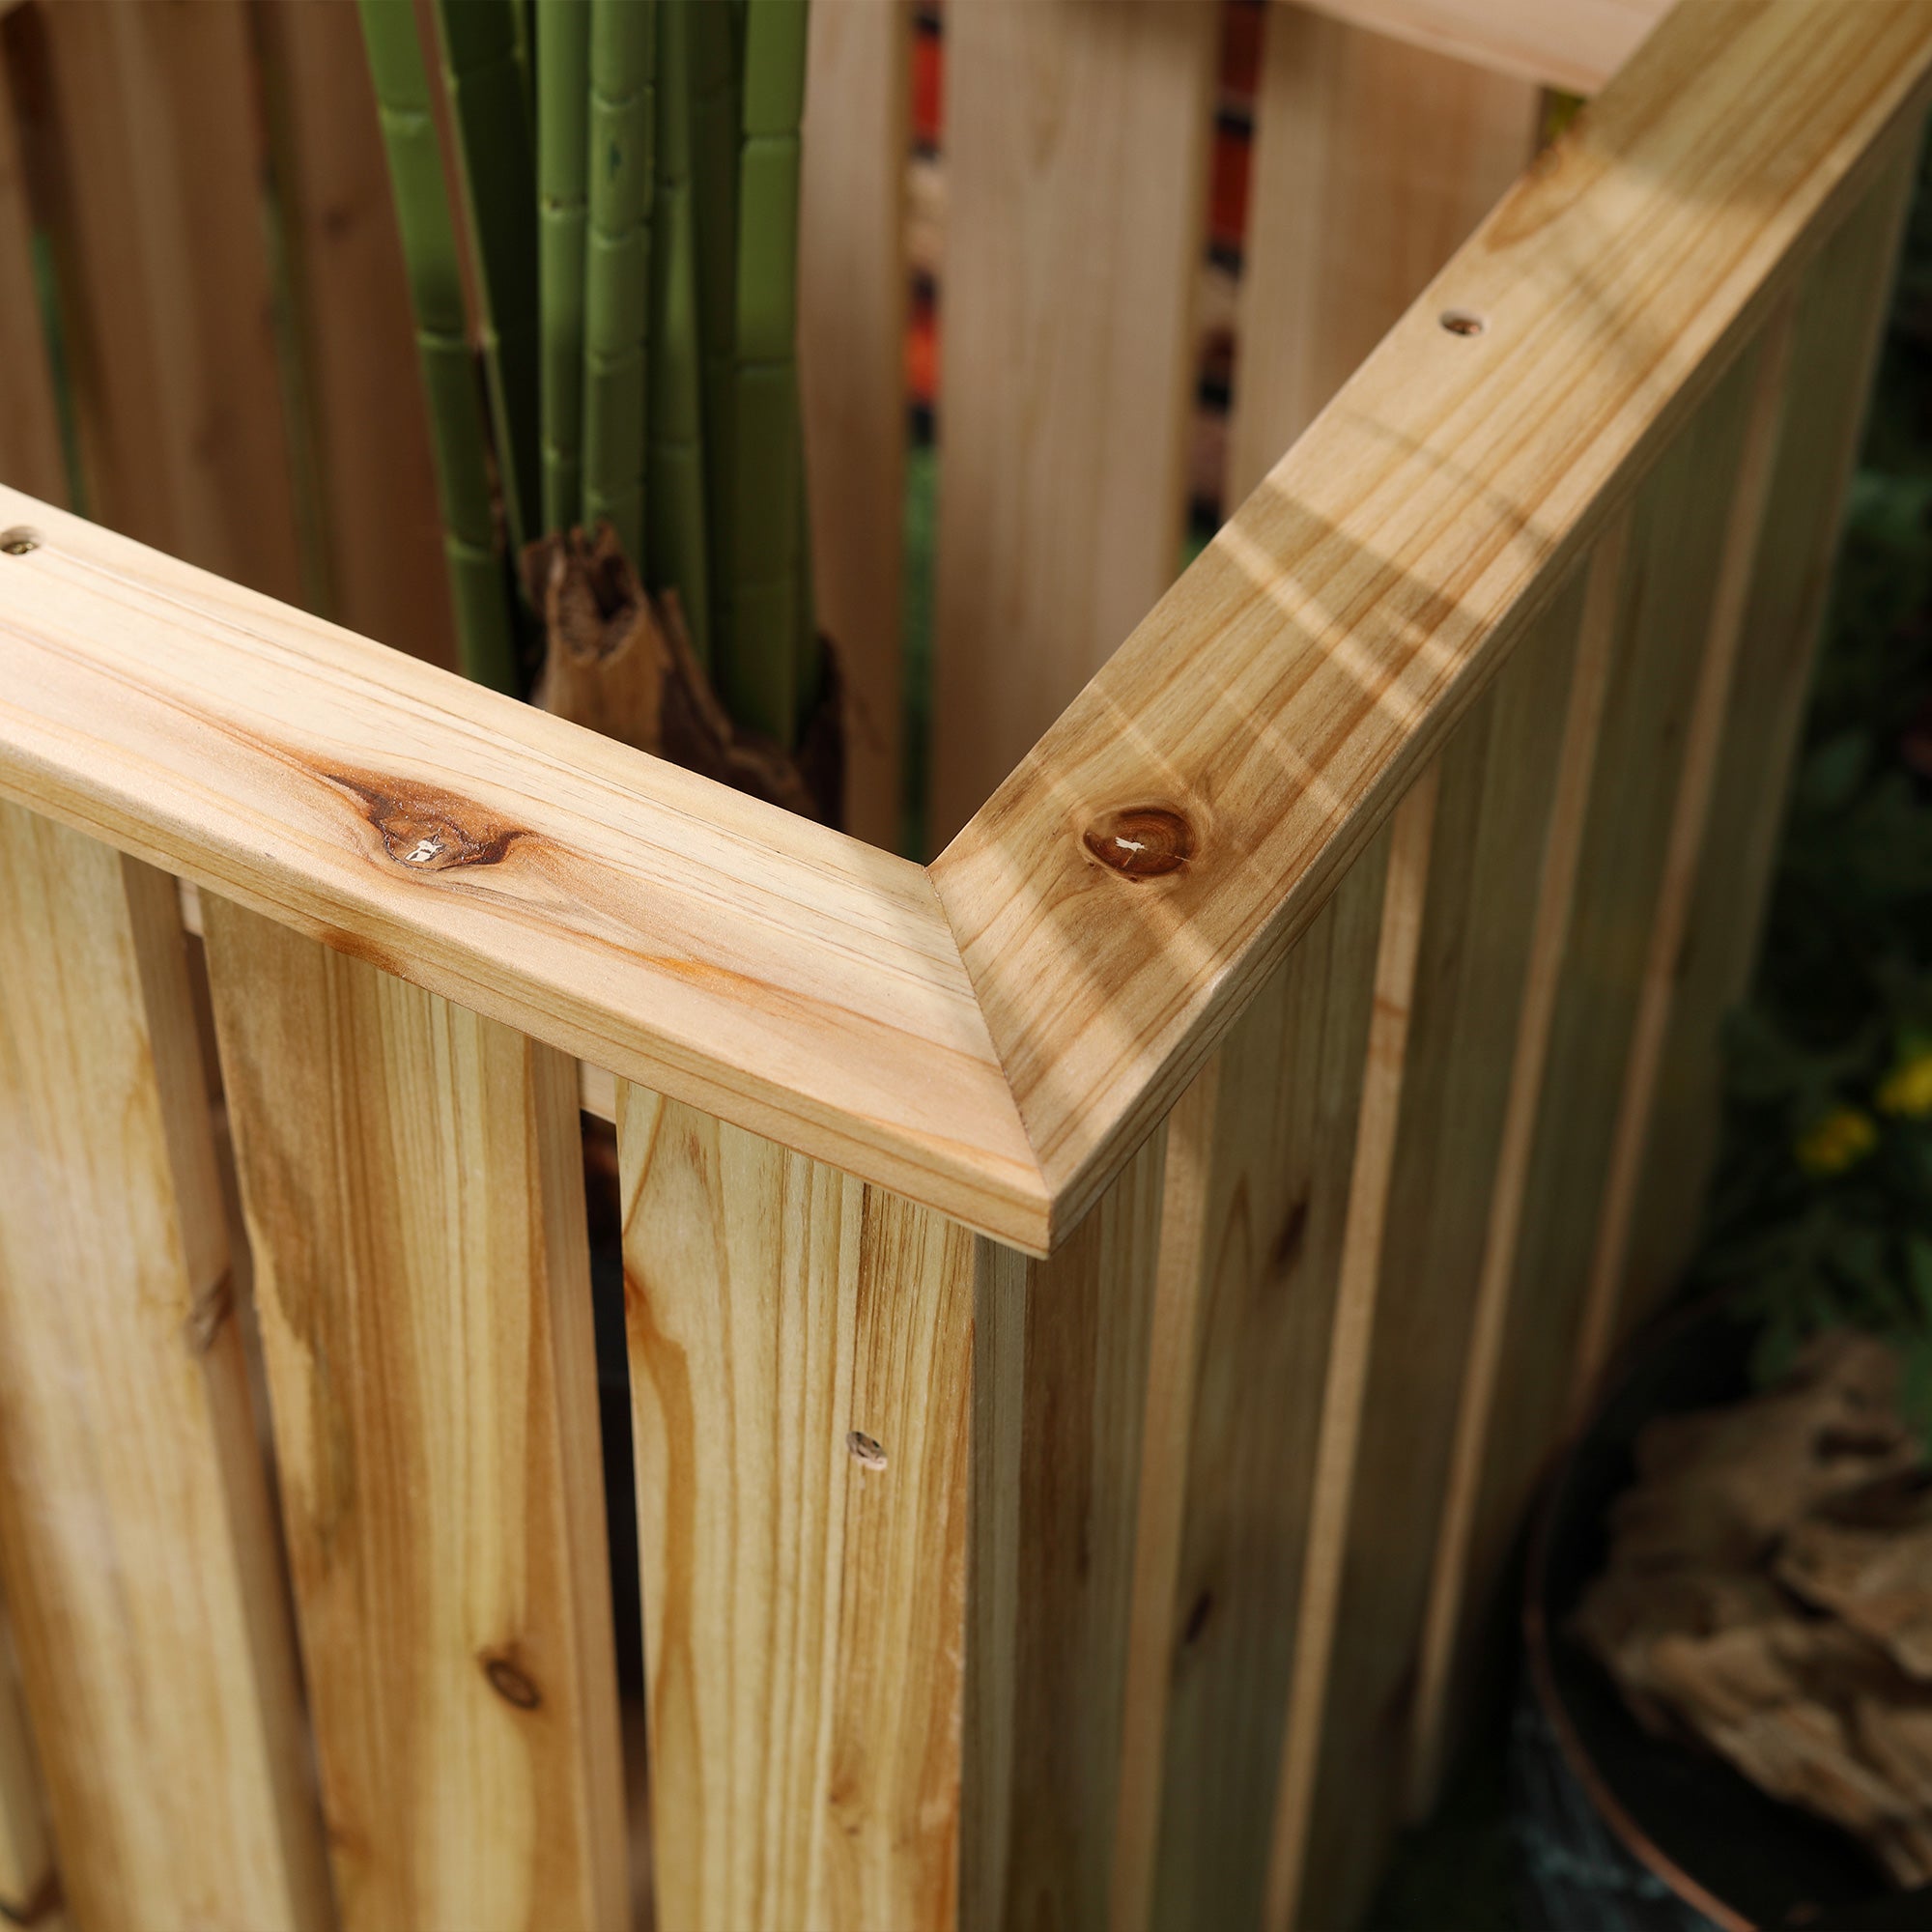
[479,1650,542,1710]
[1082,805,1195,879]
[324,770,526,874]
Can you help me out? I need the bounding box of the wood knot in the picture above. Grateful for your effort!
[479,1650,542,1710]
[324,770,525,874]
[1082,805,1195,879]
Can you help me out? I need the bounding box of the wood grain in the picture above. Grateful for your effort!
[0,1605,57,1930]
[254,0,458,670]
[1625,144,1920,1334]
[202,899,627,1932]
[0,491,1041,1248]
[800,0,912,849]
[1293,0,1672,94]
[0,802,330,1932]
[1107,836,1390,1932]
[928,0,1218,849]
[932,0,1932,1244]
[1230,8,1537,503]
[966,1130,1169,1932]
[620,1088,975,1931]
[40,0,302,603]
[0,40,64,507]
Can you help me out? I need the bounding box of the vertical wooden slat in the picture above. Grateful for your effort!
[928,0,1217,849]
[1624,148,1919,1330]
[1228,4,1537,504]
[799,0,911,849]
[0,1606,58,1930]
[0,39,64,507]
[1107,832,1391,1932]
[1409,331,1776,1805]
[253,0,458,670]
[1285,559,1607,1930]
[966,1128,1168,1932]
[40,0,302,601]
[202,901,625,1932]
[0,804,330,1932]
[620,1089,976,1932]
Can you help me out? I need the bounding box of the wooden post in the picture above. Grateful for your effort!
[0,803,331,1932]
[202,901,627,1932]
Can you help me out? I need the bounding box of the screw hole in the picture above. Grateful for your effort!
[846,1430,888,1471]
[0,526,41,555]
[1438,308,1487,338]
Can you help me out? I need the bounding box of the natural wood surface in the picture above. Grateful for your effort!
[967,1131,1168,1932]
[1293,0,1672,94]
[932,0,1932,1244]
[40,0,302,604]
[203,899,627,1932]
[0,46,65,508]
[1106,836,1387,1932]
[1230,8,1537,503]
[0,803,330,1932]
[1293,567,1605,1929]
[0,1605,58,1930]
[1627,146,1919,1333]
[254,0,458,670]
[0,491,1041,1248]
[928,0,1217,849]
[800,0,911,849]
[620,1087,975,1932]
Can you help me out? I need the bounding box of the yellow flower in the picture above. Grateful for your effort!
[1877,1048,1932,1119]
[1795,1105,1879,1176]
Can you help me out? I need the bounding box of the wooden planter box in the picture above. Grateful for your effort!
[0,2,1920,1927]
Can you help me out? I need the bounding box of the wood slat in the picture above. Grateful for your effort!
[0,1605,58,1930]
[202,900,626,1932]
[0,490,1041,1249]
[40,0,302,603]
[0,802,330,1932]
[800,0,912,850]
[931,0,1932,1246]
[0,36,64,508]
[1107,835,1390,1932]
[1230,7,1538,504]
[620,1090,976,1931]
[928,0,1218,849]
[253,0,458,670]
[1624,145,1920,1335]
[965,1128,1168,1932]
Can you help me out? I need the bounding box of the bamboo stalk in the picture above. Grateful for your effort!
[582,0,656,566]
[536,0,588,533]
[356,0,517,691]
[433,0,540,562]
[727,0,813,744]
[648,0,712,664]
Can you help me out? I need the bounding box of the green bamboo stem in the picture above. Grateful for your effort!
[582,0,655,566]
[434,0,540,563]
[648,0,712,664]
[357,0,517,692]
[536,0,588,533]
[725,0,813,744]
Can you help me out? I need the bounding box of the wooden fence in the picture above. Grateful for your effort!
[0,1,1921,1927]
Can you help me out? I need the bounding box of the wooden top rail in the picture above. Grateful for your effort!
[0,0,1925,1256]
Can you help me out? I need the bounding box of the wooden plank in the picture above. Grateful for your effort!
[202,899,627,1932]
[799,0,911,849]
[1408,334,1776,1804]
[40,0,303,602]
[1292,0,1673,95]
[254,0,459,670]
[0,491,1041,1249]
[1569,301,1799,1397]
[1291,560,1606,1928]
[1624,145,1919,1335]
[0,38,65,507]
[620,1089,976,1931]
[1229,8,1538,503]
[1106,832,1390,1932]
[0,1605,60,1930]
[927,0,1218,849]
[965,1128,1169,1932]
[931,0,1932,1245]
[0,802,330,1932]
